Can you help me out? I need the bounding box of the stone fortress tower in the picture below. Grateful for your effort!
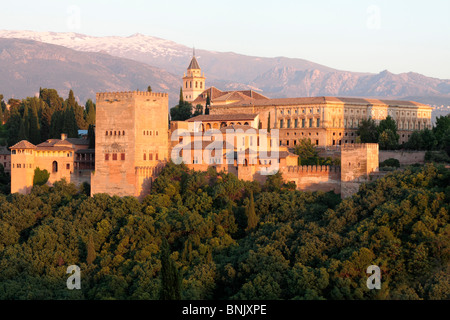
[340,143,379,198]
[182,50,206,102]
[90,91,169,198]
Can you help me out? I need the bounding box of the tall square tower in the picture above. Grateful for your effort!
[182,55,206,102]
[91,91,169,198]
[340,143,379,198]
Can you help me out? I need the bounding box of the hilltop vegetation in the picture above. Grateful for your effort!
[0,89,95,148]
[0,162,448,300]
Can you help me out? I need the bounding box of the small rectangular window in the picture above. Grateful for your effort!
[112,154,117,160]
[121,153,125,160]
[66,164,70,170]
[105,154,109,161]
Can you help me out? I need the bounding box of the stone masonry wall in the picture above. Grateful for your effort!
[379,150,426,165]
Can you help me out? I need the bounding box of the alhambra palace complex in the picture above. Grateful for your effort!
[7,56,433,198]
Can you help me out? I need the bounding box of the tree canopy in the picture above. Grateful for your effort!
[3,88,95,147]
[0,162,447,300]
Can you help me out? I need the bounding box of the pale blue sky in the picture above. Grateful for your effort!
[1,0,449,79]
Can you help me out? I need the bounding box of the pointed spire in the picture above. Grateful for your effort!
[187,55,200,70]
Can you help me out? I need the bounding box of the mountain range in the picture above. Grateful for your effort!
[0,30,449,112]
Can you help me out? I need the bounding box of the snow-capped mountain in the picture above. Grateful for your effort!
[1,29,449,114]
[0,30,189,58]
[0,29,335,83]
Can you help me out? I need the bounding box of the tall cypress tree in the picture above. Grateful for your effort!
[86,234,96,265]
[87,124,95,149]
[28,101,41,144]
[40,104,52,141]
[18,118,27,141]
[179,87,184,104]
[245,191,258,232]
[85,99,96,126]
[267,112,271,133]
[63,106,79,138]
[159,238,181,300]
[50,110,64,138]
[0,94,3,125]
[6,107,22,146]
[23,104,30,138]
[205,91,211,115]
[67,89,76,108]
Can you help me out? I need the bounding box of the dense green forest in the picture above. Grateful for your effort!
[0,89,95,147]
[357,114,450,155]
[0,162,448,300]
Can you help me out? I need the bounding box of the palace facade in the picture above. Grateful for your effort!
[6,55,433,198]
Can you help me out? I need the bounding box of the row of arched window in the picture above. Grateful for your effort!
[185,80,203,89]
[105,153,126,161]
[106,130,125,136]
[12,161,69,173]
[279,118,320,129]
[143,153,159,161]
[143,130,159,136]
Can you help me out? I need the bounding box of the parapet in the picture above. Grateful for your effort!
[96,91,169,102]
[341,143,378,150]
[281,165,341,173]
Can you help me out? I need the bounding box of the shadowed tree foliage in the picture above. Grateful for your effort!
[377,116,399,150]
[245,191,258,231]
[159,238,181,300]
[87,124,95,149]
[33,167,50,186]
[294,138,340,166]
[0,160,447,300]
[170,101,193,121]
[86,234,96,265]
[85,99,96,127]
[357,118,379,143]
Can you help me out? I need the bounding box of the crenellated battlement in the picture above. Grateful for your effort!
[281,165,341,173]
[96,91,168,101]
[341,143,378,150]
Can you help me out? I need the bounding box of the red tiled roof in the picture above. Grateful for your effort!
[36,139,73,148]
[224,96,430,108]
[10,140,36,149]
[187,114,258,122]
[35,146,75,151]
[193,87,269,104]
[35,138,75,151]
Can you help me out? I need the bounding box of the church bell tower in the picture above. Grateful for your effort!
[182,50,206,102]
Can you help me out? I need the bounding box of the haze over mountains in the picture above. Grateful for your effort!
[0,30,449,111]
